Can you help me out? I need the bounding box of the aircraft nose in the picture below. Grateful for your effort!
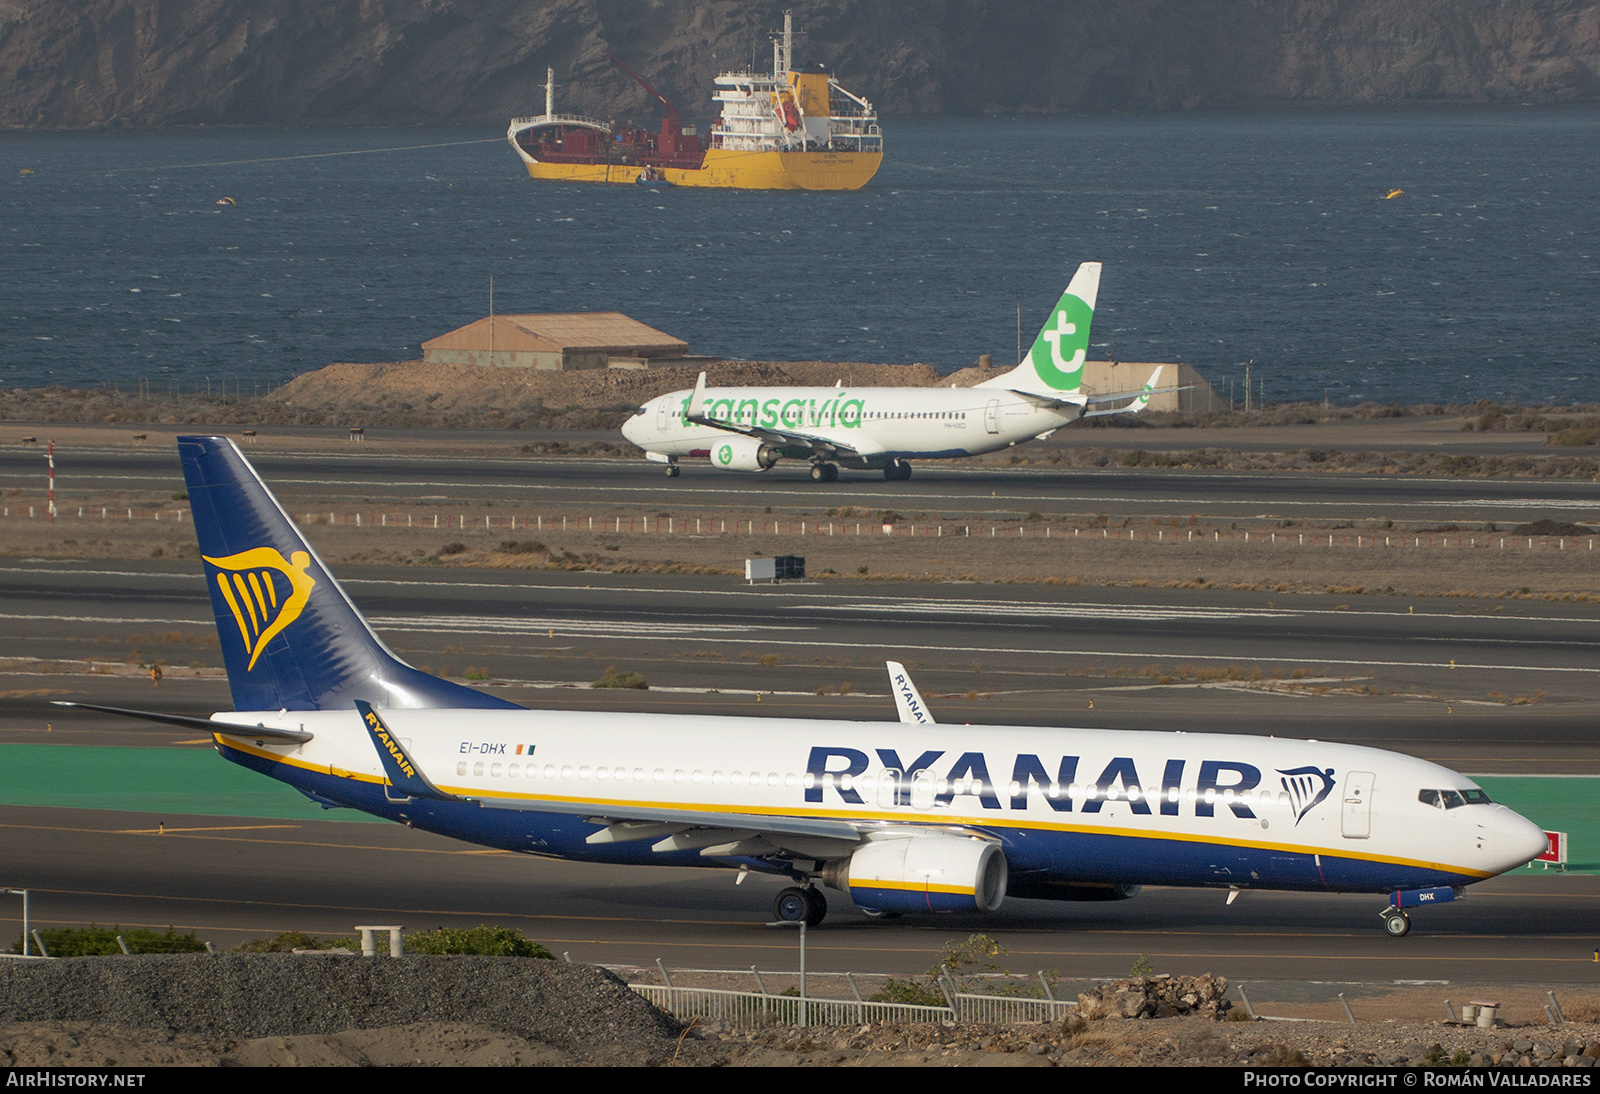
[620,411,646,446]
[1493,806,1549,872]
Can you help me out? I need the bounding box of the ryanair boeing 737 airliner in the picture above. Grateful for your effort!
[60,438,1549,934]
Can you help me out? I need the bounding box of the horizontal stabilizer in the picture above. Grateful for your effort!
[50,701,313,743]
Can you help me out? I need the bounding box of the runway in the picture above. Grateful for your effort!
[3,803,1596,986]
[4,559,1600,761]
[4,442,1600,526]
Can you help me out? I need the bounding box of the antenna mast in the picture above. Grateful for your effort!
[772,10,794,76]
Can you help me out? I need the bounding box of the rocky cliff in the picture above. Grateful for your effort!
[2,0,1597,128]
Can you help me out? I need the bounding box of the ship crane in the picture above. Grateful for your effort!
[604,49,687,133]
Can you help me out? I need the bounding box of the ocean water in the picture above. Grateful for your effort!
[2,108,1597,404]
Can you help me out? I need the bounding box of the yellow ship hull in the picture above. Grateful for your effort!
[521,148,882,191]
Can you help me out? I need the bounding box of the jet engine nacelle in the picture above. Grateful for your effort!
[708,435,779,472]
[822,834,1007,914]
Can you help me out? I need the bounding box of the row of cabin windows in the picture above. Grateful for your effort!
[449,761,1329,810]
[457,761,800,786]
[686,410,970,424]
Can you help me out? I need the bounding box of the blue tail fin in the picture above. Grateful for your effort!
[178,435,520,713]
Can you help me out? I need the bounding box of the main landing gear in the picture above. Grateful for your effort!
[809,462,839,483]
[882,459,912,482]
[1381,909,1412,937]
[773,885,827,927]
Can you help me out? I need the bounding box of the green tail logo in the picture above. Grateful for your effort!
[1027,291,1094,392]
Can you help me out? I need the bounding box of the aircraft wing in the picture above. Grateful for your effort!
[486,794,862,838]
[489,787,875,861]
[355,702,869,860]
[682,371,882,460]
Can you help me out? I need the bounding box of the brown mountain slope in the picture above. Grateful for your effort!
[2,0,1597,129]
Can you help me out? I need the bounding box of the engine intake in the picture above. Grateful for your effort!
[708,435,779,472]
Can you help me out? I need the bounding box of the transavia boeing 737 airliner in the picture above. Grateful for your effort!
[621,262,1167,481]
[59,437,1549,935]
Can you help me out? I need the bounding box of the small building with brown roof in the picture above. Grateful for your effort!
[421,312,694,370]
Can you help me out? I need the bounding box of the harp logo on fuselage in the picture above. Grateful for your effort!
[203,547,316,670]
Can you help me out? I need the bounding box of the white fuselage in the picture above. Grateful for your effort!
[211,708,1547,897]
[620,384,1079,468]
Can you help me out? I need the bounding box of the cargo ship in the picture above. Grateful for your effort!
[506,14,881,191]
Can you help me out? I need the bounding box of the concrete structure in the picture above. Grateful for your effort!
[1081,361,1221,414]
[422,313,693,371]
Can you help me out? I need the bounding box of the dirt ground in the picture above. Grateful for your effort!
[4,983,1597,1067]
[4,488,1596,603]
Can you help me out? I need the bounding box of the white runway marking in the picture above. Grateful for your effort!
[371,615,810,638]
[3,565,1598,629]
[821,599,1295,623]
[0,612,210,626]
[5,465,1598,512]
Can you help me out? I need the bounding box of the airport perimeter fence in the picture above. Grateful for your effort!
[2,503,1595,554]
[629,982,1073,1029]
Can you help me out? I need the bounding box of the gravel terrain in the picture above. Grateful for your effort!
[4,958,1600,1067]
[0,954,683,1065]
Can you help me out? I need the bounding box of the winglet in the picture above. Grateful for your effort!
[886,661,937,725]
[686,371,709,421]
[1134,365,1165,412]
[355,700,455,801]
[1082,365,1183,418]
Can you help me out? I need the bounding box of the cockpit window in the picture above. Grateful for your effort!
[1418,788,1491,809]
[633,406,648,416]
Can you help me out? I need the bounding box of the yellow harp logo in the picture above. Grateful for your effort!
[203,547,316,671]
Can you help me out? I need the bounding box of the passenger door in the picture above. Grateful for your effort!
[1341,771,1374,839]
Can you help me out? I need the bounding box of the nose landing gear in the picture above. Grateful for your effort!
[1379,885,1459,936]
